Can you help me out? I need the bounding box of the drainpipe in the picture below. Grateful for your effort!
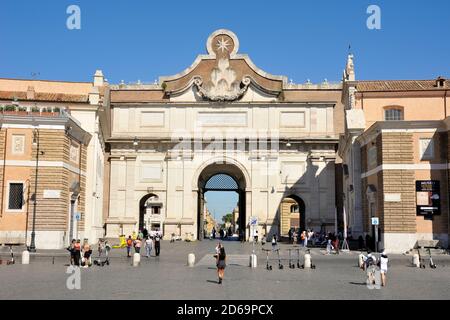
[1,128,7,218]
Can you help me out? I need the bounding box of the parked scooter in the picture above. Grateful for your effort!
[276,249,283,269]
[417,248,426,269]
[294,246,301,268]
[263,248,272,270]
[7,245,15,265]
[288,249,295,269]
[428,248,437,269]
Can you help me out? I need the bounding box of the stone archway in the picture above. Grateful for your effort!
[197,162,247,241]
[139,193,162,232]
[279,194,306,236]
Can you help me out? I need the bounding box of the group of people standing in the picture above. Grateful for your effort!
[288,228,315,247]
[67,239,92,267]
[210,226,233,240]
[126,229,162,258]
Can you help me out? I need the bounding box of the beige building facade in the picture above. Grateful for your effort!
[1,29,447,252]
[0,74,108,249]
[104,30,342,241]
[339,55,450,253]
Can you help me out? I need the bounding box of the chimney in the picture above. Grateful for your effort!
[93,70,104,87]
[26,86,35,100]
[436,76,446,88]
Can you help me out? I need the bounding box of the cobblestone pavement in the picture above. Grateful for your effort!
[0,241,449,300]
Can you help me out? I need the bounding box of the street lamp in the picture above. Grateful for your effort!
[341,193,349,251]
[29,129,42,252]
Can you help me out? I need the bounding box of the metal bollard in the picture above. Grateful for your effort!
[249,254,257,268]
[21,250,30,265]
[187,253,195,267]
[304,253,312,268]
[412,254,420,268]
[133,253,141,267]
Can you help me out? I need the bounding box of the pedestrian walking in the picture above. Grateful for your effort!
[288,228,293,244]
[301,231,307,248]
[271,235,278,251]
[145,236,153,257]
[326,237,333,254]
[154,232,161,256]
[67,239,76,265]
[216,246,226,284]
[379,251,388,287]
[81,240,92,268]
[333,236,340,254]
[134,237,142,254]
[126,236,133,257]
[143,228,148,239]
[74,239,81,266]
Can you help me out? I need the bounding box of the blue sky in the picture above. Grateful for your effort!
[1,0,449,84]
[1,0,449,220]
[205,192,238,224]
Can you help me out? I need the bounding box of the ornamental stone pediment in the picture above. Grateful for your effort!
[159,29,286,102]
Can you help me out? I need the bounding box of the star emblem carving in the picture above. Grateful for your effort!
[216,37,230,53]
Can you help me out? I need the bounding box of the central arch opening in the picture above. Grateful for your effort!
[197,163,246,241]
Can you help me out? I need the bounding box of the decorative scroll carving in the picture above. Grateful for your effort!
[193,57,251,102]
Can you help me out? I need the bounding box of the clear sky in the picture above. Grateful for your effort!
[1,0,449,84]
[205,191,238,224]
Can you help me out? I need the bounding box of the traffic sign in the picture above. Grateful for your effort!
[75,213,81,221]
[250,216,258,226]
[371,217,379,225]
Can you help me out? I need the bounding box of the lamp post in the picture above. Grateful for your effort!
[29,129,40,252]
[341,193,349,251]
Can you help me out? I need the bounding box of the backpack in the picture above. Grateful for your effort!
[126,239,132,247]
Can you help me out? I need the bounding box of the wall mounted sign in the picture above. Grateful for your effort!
[416,180,440,215]
[43,190,61,199]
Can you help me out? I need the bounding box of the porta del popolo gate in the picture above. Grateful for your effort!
[104,29,342,240]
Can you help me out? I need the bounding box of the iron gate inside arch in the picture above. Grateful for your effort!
[204,173,239,191]
[198,172,246,241]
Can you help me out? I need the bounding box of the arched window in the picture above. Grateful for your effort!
[384,107,404,121]
[290,204,299,213]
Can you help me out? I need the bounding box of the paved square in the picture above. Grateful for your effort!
[0,241,449,300]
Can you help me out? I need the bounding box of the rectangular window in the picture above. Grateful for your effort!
[420,138,434,159]
[8,183,24,210]
[384,109,404,121]
[152,206,160,215]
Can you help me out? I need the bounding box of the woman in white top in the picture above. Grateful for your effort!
[380,251,388,287]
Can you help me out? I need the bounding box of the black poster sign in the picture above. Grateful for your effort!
[416,180,440,215]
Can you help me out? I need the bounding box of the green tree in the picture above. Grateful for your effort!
[222,213,233,224]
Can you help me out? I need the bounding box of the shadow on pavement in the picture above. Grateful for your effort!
[349,282,366,286]
[206,280,219,284]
